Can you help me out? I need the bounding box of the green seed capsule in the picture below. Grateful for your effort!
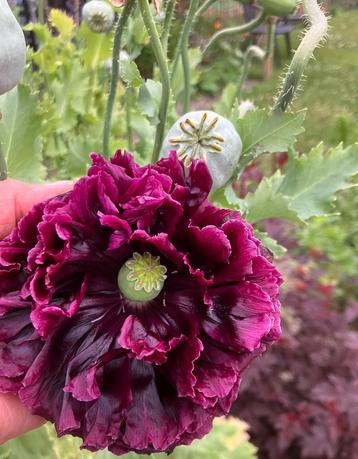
[82,0,115,33]
[0,0,26,95]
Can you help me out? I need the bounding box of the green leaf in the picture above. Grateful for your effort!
[0,85,45,182]
[241,143,358,223]
[254,230,287,258]
[120,60,142,88]
[80,24,113,70]
[244,173,302,223]
[235,109,306,169]
[49,9,75,40]
[138,79,162,125]
[276,143,358,219]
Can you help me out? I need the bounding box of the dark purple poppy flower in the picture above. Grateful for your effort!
[0,152,282,455]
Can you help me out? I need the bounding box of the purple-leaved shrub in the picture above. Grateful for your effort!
[233,258,358,459]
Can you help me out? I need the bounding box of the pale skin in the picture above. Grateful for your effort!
[0,179,73,445]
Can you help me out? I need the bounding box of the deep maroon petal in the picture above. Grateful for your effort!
[0,151,282,455]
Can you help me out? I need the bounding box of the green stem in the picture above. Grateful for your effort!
[197,0,218,17]
[125,89,133,151]
[162,0,177,55]
[102,0,135,157]
[171,0,199,78]
[237,50,252,100]
[37,0,45,23]
[272,0,328,113]
[0,143,7,181]
[237,45,265,100]
[265,17,276,58]
[138,0,170,164]
[202,10,267,57]
[181,46,191,113]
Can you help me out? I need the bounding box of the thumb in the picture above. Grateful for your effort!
[15,180,73,218]
[0,393,46,445]
[0,180,73,240]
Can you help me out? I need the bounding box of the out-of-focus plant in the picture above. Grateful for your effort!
[0,416,258,459]
[299,186,358,281]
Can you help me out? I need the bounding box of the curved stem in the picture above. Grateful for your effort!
[202,10,267,57]
[197,0,218,17]
[237,44,265,99]
[181,46,191,113]
[0,143,7,181]
[272,0,328,113]
[102,0,135,157]
[138,0,170,164]
[171,0,199,78]
[162,0,176,55]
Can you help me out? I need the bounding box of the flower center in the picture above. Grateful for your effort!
[169,112,225,167]
[117,252,167,302]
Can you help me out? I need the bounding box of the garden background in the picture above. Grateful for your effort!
[0,1,357,458]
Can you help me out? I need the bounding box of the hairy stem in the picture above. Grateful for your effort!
[202,10,267,57]
[103,0,135,157]
[171,0,199,78]
[273,0,328,113]
[138,0,170,163]
[162,0,176,55]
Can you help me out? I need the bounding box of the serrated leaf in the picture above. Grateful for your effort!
[23,22,52,44]
[80,24,113,70]
[0,85,45,182]
[235,109,305,169]
[49,9,75,39]
[120,60,142,88]
[242,143,358,223]
[277,143,358,219]
[244,173,301,223]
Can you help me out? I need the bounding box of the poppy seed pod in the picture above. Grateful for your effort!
[162,111,242,191]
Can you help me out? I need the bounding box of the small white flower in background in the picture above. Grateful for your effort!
[238,100,256,119]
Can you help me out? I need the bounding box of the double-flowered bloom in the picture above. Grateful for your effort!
[0,152,282,455]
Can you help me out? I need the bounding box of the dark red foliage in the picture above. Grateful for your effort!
[233,258,358,459]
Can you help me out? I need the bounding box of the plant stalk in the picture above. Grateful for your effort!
[138,0,171,164]
[37,0,45,23]
[272,0,328,113]
[197,0,218,17]
[162,0,177,55]
[171,0,199,78]
[181,46,191,113]
[202,10,267,57]
[102,0,135,157]
[125,89,134,151]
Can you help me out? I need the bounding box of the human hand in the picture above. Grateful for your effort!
[0,179,73,444]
